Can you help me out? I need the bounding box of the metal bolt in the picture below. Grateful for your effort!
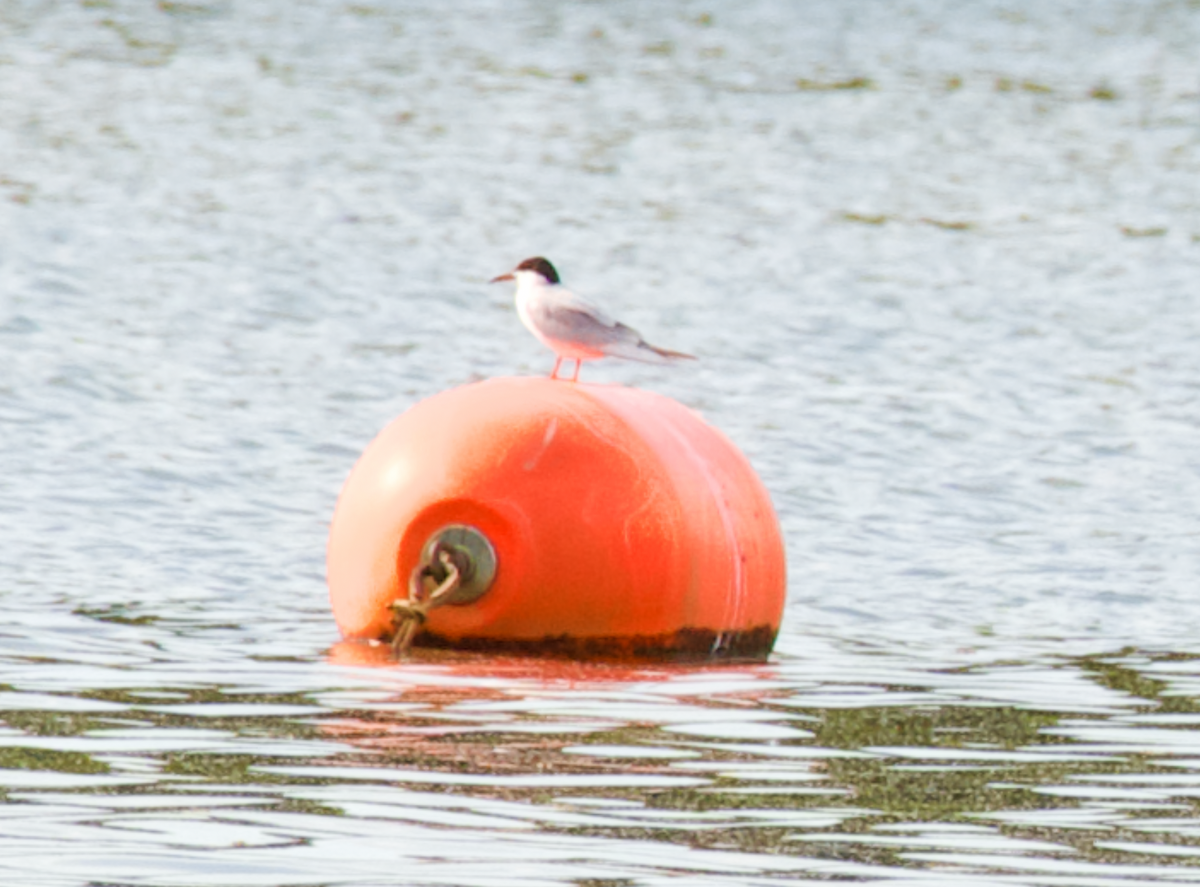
[419,525,497,606]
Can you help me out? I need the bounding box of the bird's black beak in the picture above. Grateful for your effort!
[490,272,514,283]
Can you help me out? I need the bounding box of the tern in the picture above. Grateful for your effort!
[490,257,695,382]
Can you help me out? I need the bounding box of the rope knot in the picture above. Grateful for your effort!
[389,546,462,656]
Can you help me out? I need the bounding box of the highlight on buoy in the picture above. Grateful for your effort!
[326,376,786,661]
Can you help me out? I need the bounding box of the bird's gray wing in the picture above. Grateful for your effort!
[532,288,686,364]
[531,291,636,346]
[534,302,681,364]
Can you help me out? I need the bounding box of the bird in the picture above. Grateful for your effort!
[490,257,695,382]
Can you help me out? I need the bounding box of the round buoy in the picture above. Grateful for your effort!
[326,377,786,661]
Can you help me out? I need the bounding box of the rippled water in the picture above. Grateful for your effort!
[3,0,1200,883]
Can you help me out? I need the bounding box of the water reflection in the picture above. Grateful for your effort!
[4,648,1200,883]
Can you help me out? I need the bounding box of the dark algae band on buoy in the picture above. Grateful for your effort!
[414,625,781,661]
[326,377,786,662]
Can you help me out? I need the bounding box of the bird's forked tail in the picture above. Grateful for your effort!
[643,342,696,361]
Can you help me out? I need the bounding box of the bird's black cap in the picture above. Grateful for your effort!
[516,257,559,284]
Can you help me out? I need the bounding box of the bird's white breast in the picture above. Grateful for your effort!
[515,280,605,359]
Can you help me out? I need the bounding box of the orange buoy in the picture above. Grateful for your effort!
[326,377,786,661]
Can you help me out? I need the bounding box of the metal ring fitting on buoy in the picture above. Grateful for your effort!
[420,525,497,606]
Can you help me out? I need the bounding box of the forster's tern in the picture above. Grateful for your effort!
[490,257,695,382]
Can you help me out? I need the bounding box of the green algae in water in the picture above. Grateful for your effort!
[0,711,103,737]
[0,747,108,775]
[921,217,975,231]
[795,76,873,91]
[841,211,890,226]
[816,705,1062,750]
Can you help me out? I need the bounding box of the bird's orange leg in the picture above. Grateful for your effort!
[570,359,582,383]
[550,356,563,380]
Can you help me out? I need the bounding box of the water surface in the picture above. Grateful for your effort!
[3,0,1200,883]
